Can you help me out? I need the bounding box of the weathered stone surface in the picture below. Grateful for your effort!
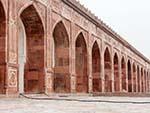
[0,0,149,95]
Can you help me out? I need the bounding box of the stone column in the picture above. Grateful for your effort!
[45,7,54,94]
[70,42,76,93]
[148,70,150,93]
[131,62,134,93]
[111,47,114,93]
[119,54,122,92]
[145,71,147,93]
[126,59,128,92]
[148,72,150,92]
[135,66,138,92]
[70,23,76,93]
[6,0,19,95]
[143,70,145,93]
[139,67,142,93]
[101,51,105,93]
[101,41,105,93]
[88,47,93,93]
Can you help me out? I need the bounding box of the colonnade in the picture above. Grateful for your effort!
[0,0,149,95]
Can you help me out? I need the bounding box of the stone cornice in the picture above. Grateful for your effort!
[62,0,150,64]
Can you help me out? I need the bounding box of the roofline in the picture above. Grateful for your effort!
[62,0,150,64]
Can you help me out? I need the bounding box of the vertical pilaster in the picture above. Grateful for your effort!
[6,0,19,95]
[148,70,150,93]
[126,59,128,92]
[101,53,105,93]
[101,41,105,93]
[88,45,93,93]
[131,62,134,93]
[111,47,114,93]
[119,53,122,92]
[135,66,138,92]
[145,71,147,93]
[139,67,142,93]
[70,22,76,93]
[147,70,150,93]
[45,5,54,94]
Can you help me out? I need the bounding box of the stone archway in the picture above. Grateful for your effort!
[137,66,140,92]
[0,1,6,94]
[141,68,144,92]
[121,57,126,92]
[133,63,136,92]
[75,33,88,93]
[104,48,112,92]
[53,21,70,93]
[144,70,146,92]
[92,41,101,92]
[127,60,132,92]
[114,53,120,92]
[20,5,45,94]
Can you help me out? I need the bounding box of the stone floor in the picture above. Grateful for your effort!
[0,96,150,113]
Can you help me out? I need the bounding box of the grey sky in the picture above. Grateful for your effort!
[78,0,150,58]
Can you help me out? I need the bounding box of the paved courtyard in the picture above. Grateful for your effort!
[0,96,150,113]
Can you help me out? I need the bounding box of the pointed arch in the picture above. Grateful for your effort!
[92,41,101,92]
[133,63,136,92]
[121,57,127,92]
[18,2,45,30]
[127,60,132,92]
[53,21,70,93]
[144,70,146,92]
[137,65,140,92]
[20,5,45,93]
[75,32,88,93]
[0,0,6,94]
[104,47,112,92]
[75,33,88,93]
[147,71,149,92]
[141,68,144,92]
[114,53,120,92]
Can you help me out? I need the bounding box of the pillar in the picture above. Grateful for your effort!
[131,62,134,93]
[70,23,76,93]
[111,48,114,93]
[135,66,138,92]
[6,0,19,95]
[88,38,93,93]
[126,59,128,92]
[139,67,142,93]
[101,53,105,93]
[45,7,54,94]
[119,54,122,92]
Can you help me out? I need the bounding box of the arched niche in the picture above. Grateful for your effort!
[114,53,120,92]
[127,60,132,92]
[137,66,140,92]
[104,47,112,92]
[53,21,70,93]
[75,33,88,93]
[92,41,101,92]
[121,57,127,92]
[141,68,144,92]
[20,5,45,93]
[133,63,136,92]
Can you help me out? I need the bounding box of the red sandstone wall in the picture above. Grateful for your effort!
[0,0,149,95]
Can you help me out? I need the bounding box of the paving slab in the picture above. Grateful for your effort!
[0,97,150,113]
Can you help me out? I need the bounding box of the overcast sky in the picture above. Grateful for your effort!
[78,0,150,58]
